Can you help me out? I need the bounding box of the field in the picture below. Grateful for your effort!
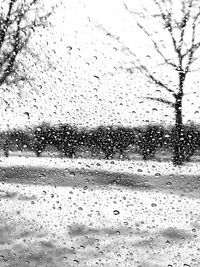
[0,155,199,266]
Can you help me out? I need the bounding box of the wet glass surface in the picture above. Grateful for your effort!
[0,0,200,266]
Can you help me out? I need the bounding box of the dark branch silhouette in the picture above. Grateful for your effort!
[0,0,53,89]
[140,96,175,107]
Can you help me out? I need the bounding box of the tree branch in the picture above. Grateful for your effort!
[178,0,194,53]
[127,60,175,95]
[141,96,175,107]
[0,0,16,49]
[0,0,54,88]
[185,9,200,74]
[153,0,181,59]
[124,3,178,69]
[92,18,175,96]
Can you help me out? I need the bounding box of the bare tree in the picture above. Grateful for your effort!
[0,0,53,93]
[94,0,200,165]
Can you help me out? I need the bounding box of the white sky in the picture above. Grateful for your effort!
[1,0,200,130]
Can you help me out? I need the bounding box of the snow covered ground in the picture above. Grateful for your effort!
[0,156,199,266]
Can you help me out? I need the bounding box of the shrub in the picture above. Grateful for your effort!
[136,125,166,160]
[89,126,116,159]
[31,123,53,157]
[54,124,80,158]
[111,126,135,158]
[0,129,31,157]
[88,125,135,159]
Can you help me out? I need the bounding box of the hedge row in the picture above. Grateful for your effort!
[1,123,200,162]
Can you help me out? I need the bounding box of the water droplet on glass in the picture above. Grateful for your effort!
[113,210,120,215]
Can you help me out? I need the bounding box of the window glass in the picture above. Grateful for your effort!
[0,0,199,266]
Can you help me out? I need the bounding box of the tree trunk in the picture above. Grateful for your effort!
[173,72,184,165]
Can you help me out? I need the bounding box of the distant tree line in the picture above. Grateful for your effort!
[1,122,200,164]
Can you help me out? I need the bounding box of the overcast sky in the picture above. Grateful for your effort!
[1,0,200,130]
